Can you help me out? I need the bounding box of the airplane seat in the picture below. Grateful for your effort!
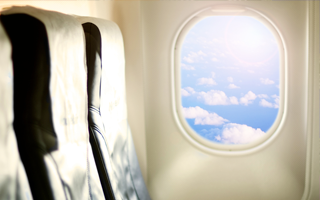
[0,20,33,200]
[1,6,104,200]
[82,23,115,200]
[78,17,151,200]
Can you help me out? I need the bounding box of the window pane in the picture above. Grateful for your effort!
[181,16,280,145]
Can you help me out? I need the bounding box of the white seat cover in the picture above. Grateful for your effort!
[0,21,33,200]
[77,16,151,200]
[1,6,104,200]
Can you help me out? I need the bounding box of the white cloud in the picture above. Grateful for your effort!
[219,123,265,144]
[183,51,207,63]
[185,87,196,94]
[183,106,209,118]
[229,96,239,105]
[181,87,196,97]
[198,50,207,56]
[184,87,196,94]
[212,57,218,62]
[247,70,255,74]
[211,72,215,78]
[215,135,221,141]
[197,90,239,105]
[240,91,257,106]
[228,83,240,89]
[259,99,273,108]
[183,56,194,63]
[227,77,233,82]
[260,78,275,85]
[257,94,269,99]
[181,63,195,70]
[182,106,228,126]
[197,78,217,86]
[272,94,279,108]
[195,113,229,125]
[259,95,279,108]
[181,88,190,96]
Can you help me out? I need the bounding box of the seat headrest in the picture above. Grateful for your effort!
[0,21,33,200]
[78,16,152,200]
[2,6,88,144]
[82,23,102,111]
[0,18,13,140]
[1,6,104,199]
[78,17,126,152]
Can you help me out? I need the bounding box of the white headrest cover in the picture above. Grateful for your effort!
[3,6,88,144]
[2,6,91,199]
[0,21,32,200]
[78,17,126,153]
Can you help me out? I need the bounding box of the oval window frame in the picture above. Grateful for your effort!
[172,5,287,155]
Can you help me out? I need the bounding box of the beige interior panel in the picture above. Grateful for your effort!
[141,1,317,200]
[0,1,318,200]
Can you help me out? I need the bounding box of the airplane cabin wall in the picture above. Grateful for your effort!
[141,1,318,200]
[0,1,319,200]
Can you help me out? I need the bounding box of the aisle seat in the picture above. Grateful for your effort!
[77,17,151,200]
[0,20,33,200]
[1,6,104,200]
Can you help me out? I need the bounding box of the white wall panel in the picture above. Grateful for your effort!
[0,1,318,199]
[141,1,314,199]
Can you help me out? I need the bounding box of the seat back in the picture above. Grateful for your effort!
[0,20,33,200]
[82,22,115,200]
[78,17,151,200]
[1,6,104,200]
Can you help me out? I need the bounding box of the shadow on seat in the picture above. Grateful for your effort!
[0,17,33,200]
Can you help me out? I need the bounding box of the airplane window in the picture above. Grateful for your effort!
[178,14,282,146]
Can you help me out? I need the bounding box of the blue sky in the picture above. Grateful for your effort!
[180,16,279,145]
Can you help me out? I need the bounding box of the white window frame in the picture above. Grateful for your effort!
[171,5,288,155]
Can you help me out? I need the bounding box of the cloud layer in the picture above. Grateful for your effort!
[260,78,274,85]
[200,123,266,144]
[179,16,279,145]
[240,91,257,106]
[181,63,195,70]
[182,106,228,125]
[259,94,279,108]
[228,83,240,89]
[197,78,217,86]
[182,88,279,109]
[183,51,207,63]
[197,90,239,105]
[181,87,196,96]
[219,123,265,144]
